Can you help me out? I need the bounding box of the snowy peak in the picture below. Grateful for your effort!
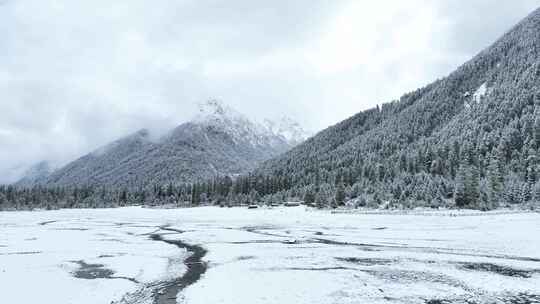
[192,99,272,148]
[191,99,309,148]
[264,116,312,146]
[193,99,310,147]
[194,99,246,125]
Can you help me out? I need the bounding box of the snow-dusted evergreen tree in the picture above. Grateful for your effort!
[334,183,345,208]
[454,163,468,208]
[534,116,540,147]
[303,187,315,205]
[487,153,503,206]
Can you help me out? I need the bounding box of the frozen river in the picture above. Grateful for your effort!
[1,206,540,304]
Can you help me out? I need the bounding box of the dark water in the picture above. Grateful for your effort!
[149,232,207,304]
[71,260,138,283]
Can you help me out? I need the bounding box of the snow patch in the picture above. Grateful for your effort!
[473,82,488,104]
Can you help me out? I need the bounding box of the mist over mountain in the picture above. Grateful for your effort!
[15,161,54,188]
[21,100,309,188]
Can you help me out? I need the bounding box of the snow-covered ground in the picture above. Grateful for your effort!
[1,206,540,304]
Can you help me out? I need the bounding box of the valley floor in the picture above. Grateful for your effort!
[1,206,540,304]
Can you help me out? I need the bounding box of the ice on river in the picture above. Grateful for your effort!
[1,206,540,304]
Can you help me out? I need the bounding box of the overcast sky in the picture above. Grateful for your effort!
[1,0,539,183]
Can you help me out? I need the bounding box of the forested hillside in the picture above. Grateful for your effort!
[249,7,540,210]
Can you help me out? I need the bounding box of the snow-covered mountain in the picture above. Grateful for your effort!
[31,100,306,188]
[264,116,312,146]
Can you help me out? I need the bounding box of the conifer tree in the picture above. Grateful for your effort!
[487,155,503,205]
[315,191,326,209]
[303,188,315,204]
[454,164,468,207]
[335,183,345,207]
[534,117,540,147]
